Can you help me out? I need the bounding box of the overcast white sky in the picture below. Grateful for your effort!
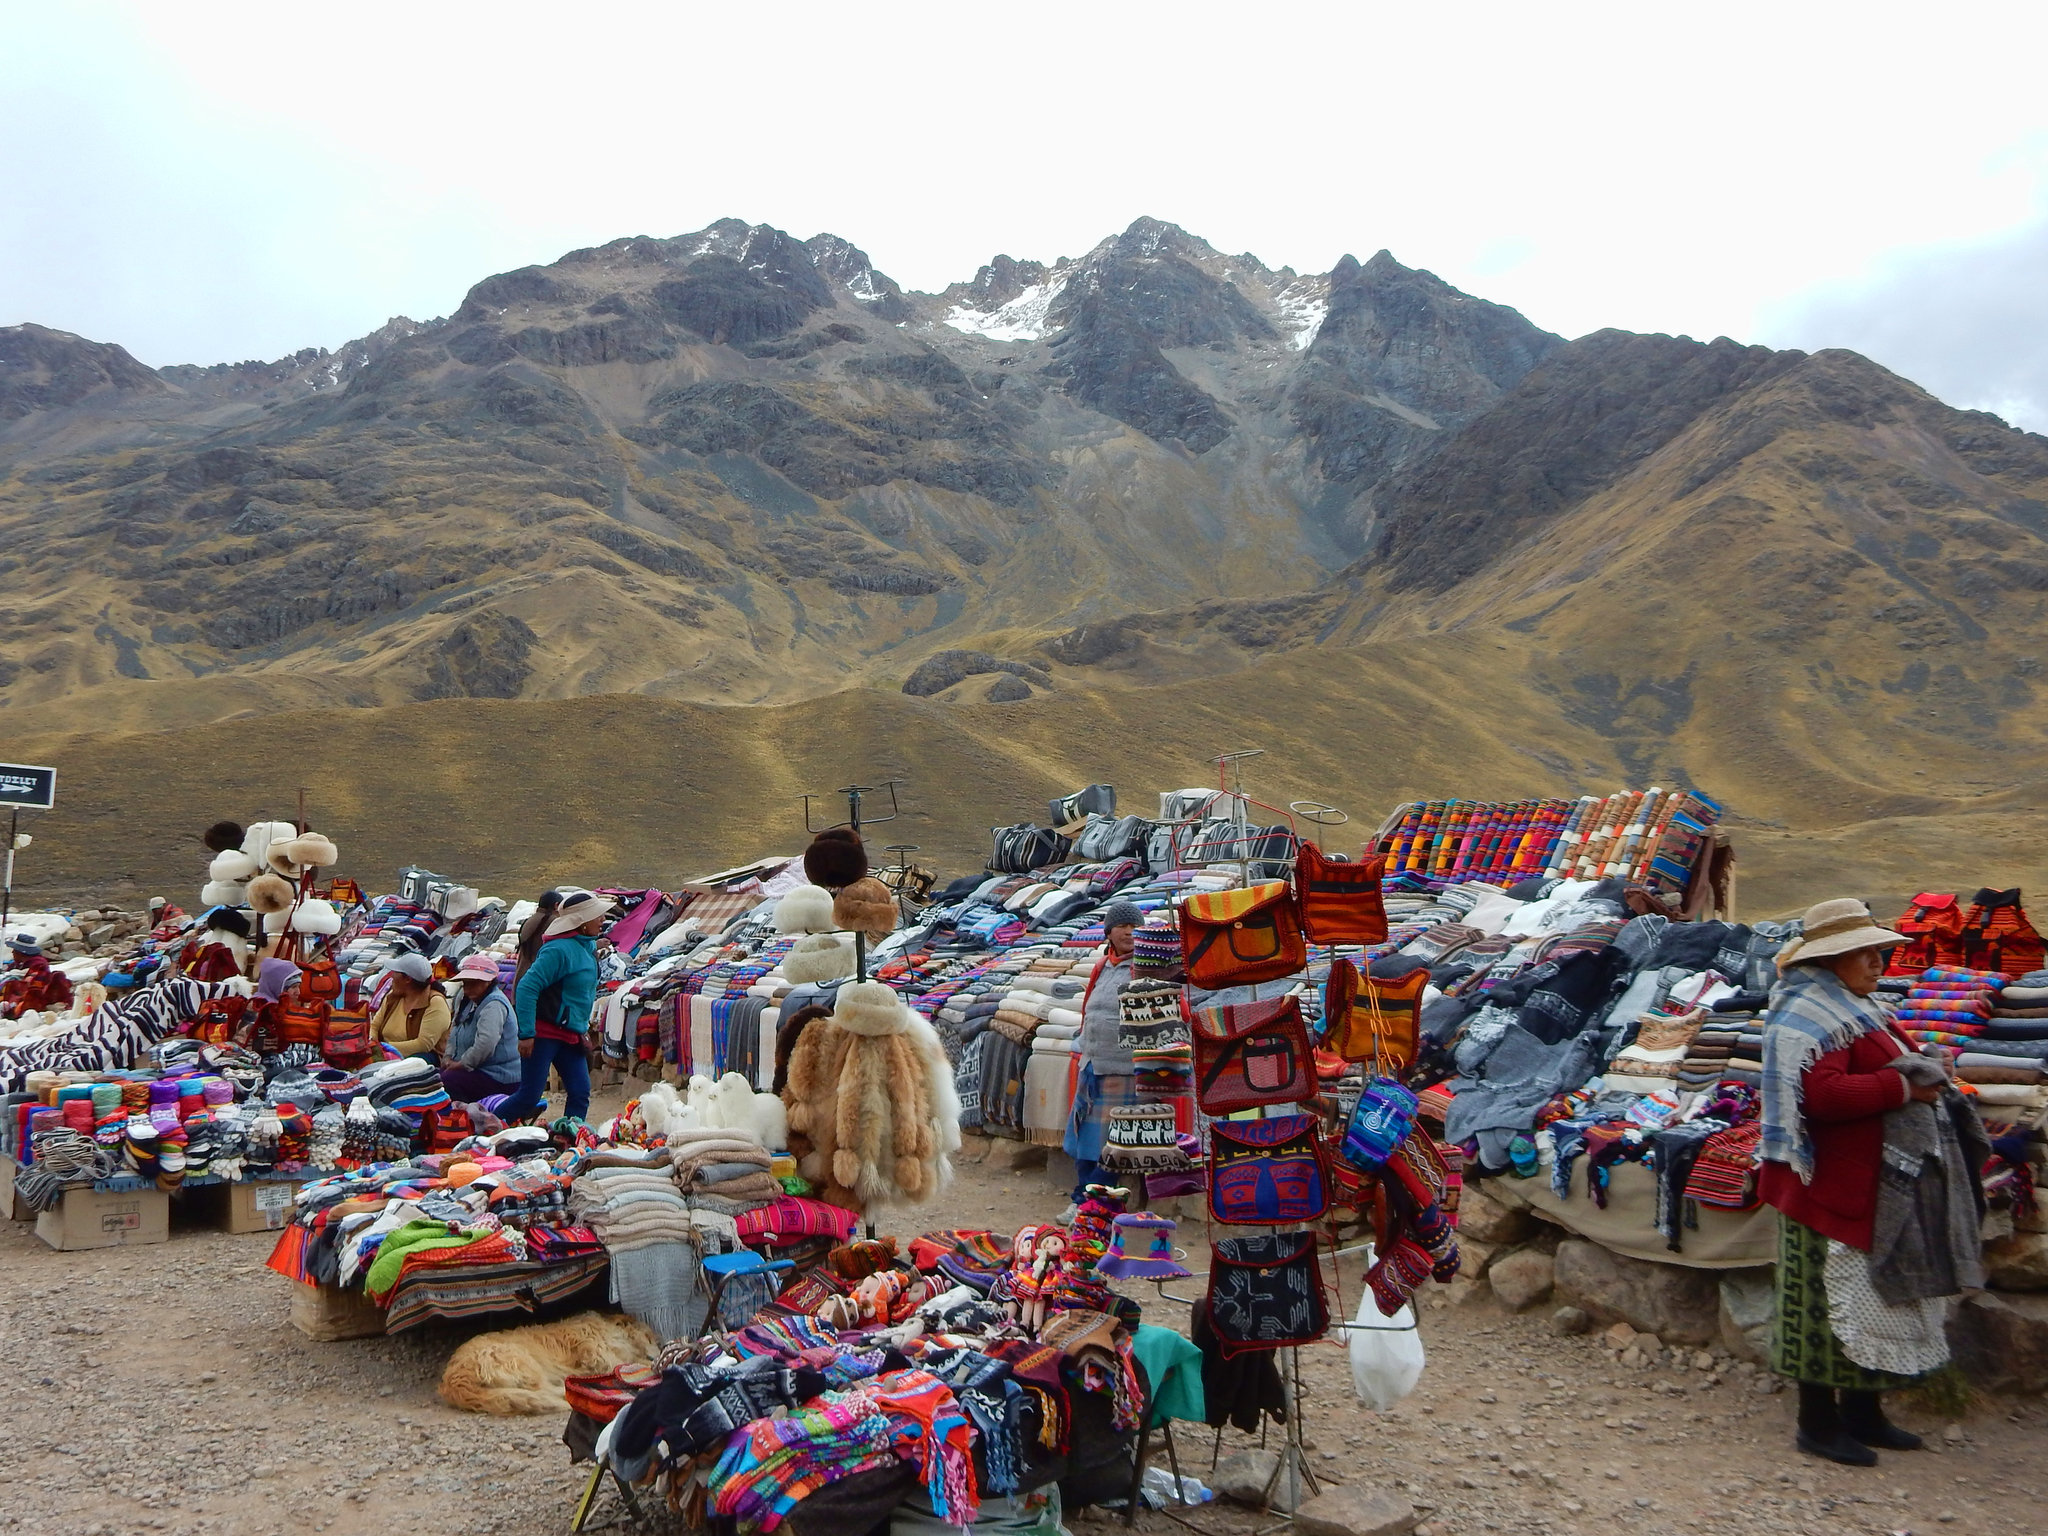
[6,1,2046,427]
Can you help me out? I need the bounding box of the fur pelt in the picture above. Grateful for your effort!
[774,1003,832,1097]
[774,884,837,936]
[832,878,897,942]
[783,1015,858,1207]
[202,820,245,854]
[781,982,945,1211]
[246,872,295,914]
[803,827,867,888]
[438,1312,657,1416]
[782,933,855,985]
[205,905,252,938]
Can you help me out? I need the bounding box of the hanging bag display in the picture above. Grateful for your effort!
[1340,1076,1419,1172]
[1294,844,1389,945]
[299,953,343,1003]
[276,997,331,1049]
[1192,995,1315,1112]
[1179,882,1307,988]
[1206,1231,1330,1357]
[191,995,247,1046]
[320,1000,373,1070]
[1327,964,1425,1072]
[1208,1113,1331,1225]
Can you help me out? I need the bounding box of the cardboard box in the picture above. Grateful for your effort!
[34,1185,170,1251]
[0,1156,32,1221]
[225,1177,304,1234]
[290,1280,387,1341]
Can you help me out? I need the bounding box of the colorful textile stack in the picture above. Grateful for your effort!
[1892,966,2004,1050]
[1374,788,1722,896]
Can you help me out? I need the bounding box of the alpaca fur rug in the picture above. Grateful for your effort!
[437,1311,657,1416]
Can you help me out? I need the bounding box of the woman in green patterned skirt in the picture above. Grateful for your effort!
[1758,899,1987,1466]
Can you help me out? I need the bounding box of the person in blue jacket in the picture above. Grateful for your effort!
[506,890,613,1124]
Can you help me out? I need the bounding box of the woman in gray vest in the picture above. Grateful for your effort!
[1061,900,1144,1220]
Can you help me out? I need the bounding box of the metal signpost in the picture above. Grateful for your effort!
[0,763,56,930]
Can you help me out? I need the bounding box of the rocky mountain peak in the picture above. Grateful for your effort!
[0,323,167,421]
[804,234,912,321]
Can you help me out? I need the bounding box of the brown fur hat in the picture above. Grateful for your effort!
[803,827,867,888]
[246,871,296,914]
[202,820,245,854]
[832,877,897,941]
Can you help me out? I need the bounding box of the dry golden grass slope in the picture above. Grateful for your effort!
[13,639,2048,922]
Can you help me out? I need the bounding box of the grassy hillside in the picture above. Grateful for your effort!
[11,639,2045,924]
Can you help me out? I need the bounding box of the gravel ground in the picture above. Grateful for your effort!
[0,1102,2038,1536]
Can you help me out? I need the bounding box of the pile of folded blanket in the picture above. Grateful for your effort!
[668,1125,783,1206]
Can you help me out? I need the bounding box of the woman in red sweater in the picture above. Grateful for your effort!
[1760,899,1982,1467]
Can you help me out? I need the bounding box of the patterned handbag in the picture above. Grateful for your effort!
[191,995,247,1045]
[1340,1076,1419,1172]
[1293,844,1389,945]
[277,998,330,1048]
[1208,1113,1330,1225]
[1180,882,1307,988]
[1192,996,1315,1112]
[1326,965,1425,1071]
[1206,1231,1329,1357]
[299,954,343,1002]
[320,1001,373,1070]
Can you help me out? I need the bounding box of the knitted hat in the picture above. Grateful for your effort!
[1096,1213,1190,1280]
[1100,901,1144,932]
[1130,923,1182,980]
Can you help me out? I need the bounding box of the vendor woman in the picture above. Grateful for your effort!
[1760,899,1988,1466]
[439,953,522,1100]
[371,951,453,1059]
[1061,899,1144,1222]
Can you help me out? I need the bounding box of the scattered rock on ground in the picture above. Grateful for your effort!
[1948,1290,2048,1393]
[1486,1248,1554,1311]
[1216,1448,1298,1511]
[1552,1238,1720,1345]
[1718,1268,1776,1364]
[982,1137,1048,1171]
[1984,1232,2048,1292]
[1294,1486,1420,1536]
[1551,1305,1591,1336]
[1455,1183,1537,1245]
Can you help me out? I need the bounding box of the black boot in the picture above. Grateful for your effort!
[1796,1383,1878,1466]
[1841,1389,1923,1451]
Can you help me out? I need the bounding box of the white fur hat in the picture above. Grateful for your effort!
[200,880,248,908]
[209,849,259,883]
[262,908,292,934]
[291,899,342,935]
[832,980,909,1038]
[782,933,856,985]
[774,885,837,936]
[241,820,297,864]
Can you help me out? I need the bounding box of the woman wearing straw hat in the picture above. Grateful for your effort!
[1759,898,1988,1466]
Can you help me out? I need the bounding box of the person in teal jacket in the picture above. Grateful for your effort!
[505,891,612,1124]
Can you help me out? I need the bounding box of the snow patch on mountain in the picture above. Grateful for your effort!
[944,278,1067,342]
[1274,282,1327,351]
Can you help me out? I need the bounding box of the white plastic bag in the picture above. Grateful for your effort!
[1347,1291,1426,1409]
